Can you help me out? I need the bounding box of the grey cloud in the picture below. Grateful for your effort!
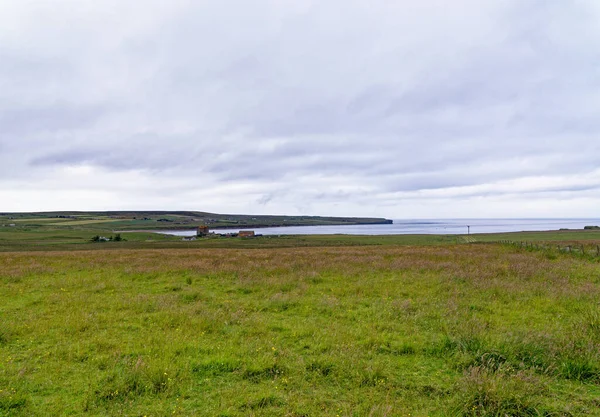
[256,193,276,205]
[0,104,108,135]
[2,0,600,215]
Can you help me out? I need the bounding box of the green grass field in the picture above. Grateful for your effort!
[45,219,121,226]
[2,243,600,416]
[2,216,600,415]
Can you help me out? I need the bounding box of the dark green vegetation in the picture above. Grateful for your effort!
[2,245,600,415]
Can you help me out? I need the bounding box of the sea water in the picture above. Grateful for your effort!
[157,218,600,237]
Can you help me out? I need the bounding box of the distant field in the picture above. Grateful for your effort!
[0,230,461,252]
[8,218,70,223]
[46,219,122,226]
[3,224,600,252]
[0,210,394,231]
[2,245,600,415]
[473,229,600,242]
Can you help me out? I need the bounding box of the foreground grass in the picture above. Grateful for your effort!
[2,245,600,415]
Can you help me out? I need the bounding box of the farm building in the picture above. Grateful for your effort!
[197,225,210,236]
[239,230,255,238]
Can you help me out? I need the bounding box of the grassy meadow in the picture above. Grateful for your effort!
[2,244,600,416]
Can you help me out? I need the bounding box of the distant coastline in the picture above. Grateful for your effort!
[0,210,393,231]
[149,218,600,237]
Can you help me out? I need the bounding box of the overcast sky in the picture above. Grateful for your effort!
[1,0,600,218]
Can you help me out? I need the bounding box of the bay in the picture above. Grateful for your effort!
[156,218,600,237]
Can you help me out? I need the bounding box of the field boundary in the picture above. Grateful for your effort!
[484,239,600,260]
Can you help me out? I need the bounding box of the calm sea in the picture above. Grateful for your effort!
[158,218,600,237]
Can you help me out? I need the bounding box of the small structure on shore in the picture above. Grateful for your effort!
[197,225,210,236]
[216,232,238,237]
[239,230,255,238]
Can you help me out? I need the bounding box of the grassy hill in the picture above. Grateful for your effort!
[0,211,393,231]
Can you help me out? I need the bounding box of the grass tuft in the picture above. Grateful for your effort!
[466,351,509,373]
[0,391,27,412]
[585,308,600,335]
[448,367,546,416]
[306,361,335,377]
[84,360,176,410]
[240,395,285,410]
[180,291,202,304]
[243,364,286,383]
[559,357,600,382]
[359,366,388,387]
[191,359,241,377]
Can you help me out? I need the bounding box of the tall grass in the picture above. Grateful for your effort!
[1,245,600,415]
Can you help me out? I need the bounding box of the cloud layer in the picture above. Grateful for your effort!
[2,0,600,217]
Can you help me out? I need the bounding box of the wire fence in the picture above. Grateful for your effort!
[486,240,600,259]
